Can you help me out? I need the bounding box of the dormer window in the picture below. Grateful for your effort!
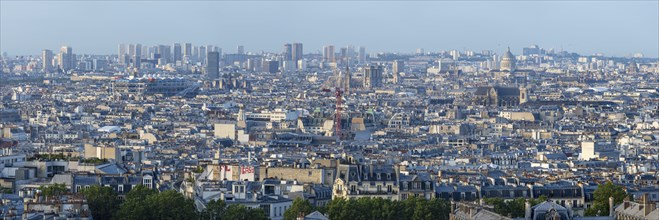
[377,174,381,180]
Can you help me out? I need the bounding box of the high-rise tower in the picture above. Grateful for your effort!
[207,51,220,80]
[323,45,335,63]
[42,49,53,73]
[292,43,303,68]
[173,43,182,64]
[58,46,74,71]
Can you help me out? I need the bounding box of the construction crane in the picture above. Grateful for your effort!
[334,87,343,139]
[335,59,350,139]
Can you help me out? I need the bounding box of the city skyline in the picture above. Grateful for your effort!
[1,1,658,57]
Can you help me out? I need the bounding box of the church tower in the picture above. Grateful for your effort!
[519,87,528,104]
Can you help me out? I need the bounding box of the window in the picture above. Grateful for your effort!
[76,185,82,192]
[387,185,393,193]
[118,185,124,192]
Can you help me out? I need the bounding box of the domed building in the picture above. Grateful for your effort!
[500,47,516,72]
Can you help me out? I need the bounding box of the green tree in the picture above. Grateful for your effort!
[322,197,451,220]
[428,198,451,220]
[125,184,157,202]
[200,199,227,220]
[585,181,627,216]
[325,198,347,220]
[39,183,67,199]
[284,197,315,220]
[224,204,267,220]
[146,190,198,220]
[412,198,433,220]
[115,187,197,220]
[81,185,120,220]
[483,196,548,218]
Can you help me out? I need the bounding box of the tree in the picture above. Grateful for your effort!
[81,185,120,220]
[115,187,197,220]
[483,196,546,218]
[224,204,268,220]
[321,197,450,220]
[284,197,315,220]
[146,190,198,220]
[125,184,156,202]
[38,183,67,199]
[200,199,227,220]
[585,181,627,216]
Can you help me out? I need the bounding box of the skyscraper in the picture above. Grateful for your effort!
[283,43,292,61]
[323,45,335,63]
[392,60,404,74]
[173,43,182,64]
[292,43,303,65]
[158,45,171,63]
[184,43,192,58]
[42,49,53,73]
[363,65,383,89]
[134,44,142,68]
[358,46,366,64]
[58,46,74,71]
[118,44,127,64]
[199,46,206,64]
[392,60,404,84]
[207,51,220,80]
[237,45,244,54]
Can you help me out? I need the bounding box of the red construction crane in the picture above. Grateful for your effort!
[334,87,343,138]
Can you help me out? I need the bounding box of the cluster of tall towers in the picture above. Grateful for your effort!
[117,43,220,68]
[322,45,366,65]
[41,46,74,73]
[283,43,303,69]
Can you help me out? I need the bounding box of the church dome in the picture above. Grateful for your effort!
[502,47,514,60]
[500,47,516,71]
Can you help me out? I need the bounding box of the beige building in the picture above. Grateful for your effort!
[83,144,120,161]
[499,111,536,121]
[214,122,236,139]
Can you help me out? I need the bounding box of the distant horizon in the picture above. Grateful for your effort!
[2,1,658,58]
[3,44,658,59]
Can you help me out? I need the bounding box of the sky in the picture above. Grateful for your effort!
[1,1,658,57]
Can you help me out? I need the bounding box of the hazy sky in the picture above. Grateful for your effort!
[1,1,658,57]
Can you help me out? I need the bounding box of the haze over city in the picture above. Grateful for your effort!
[1,1,659,220]
[1,1,658,57]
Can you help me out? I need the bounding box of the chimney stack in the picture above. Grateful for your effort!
[609,197,614,217]
[525,199,532,220]
[643,193,655,216]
